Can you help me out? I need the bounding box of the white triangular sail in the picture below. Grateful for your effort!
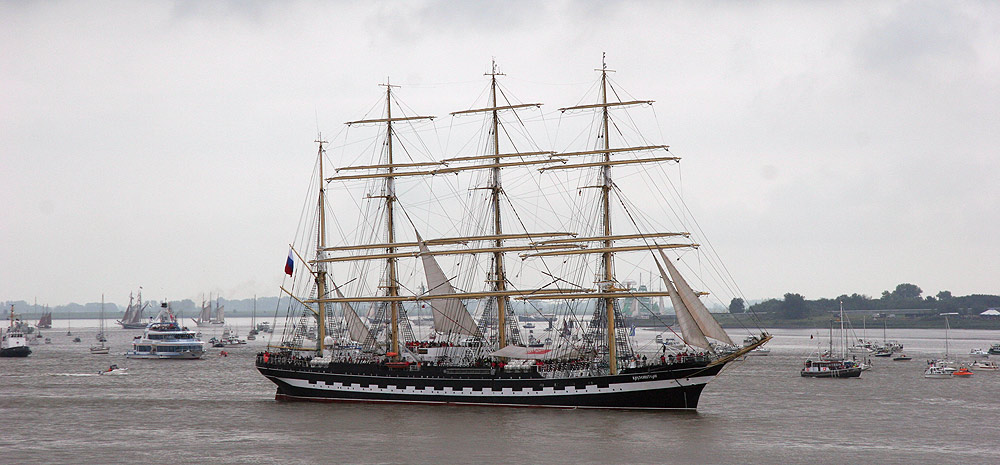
[654,255,711,349]
[658,248,735,346]
[417,235,481,337]
[333,282,373,343]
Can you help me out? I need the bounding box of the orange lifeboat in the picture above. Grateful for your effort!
[952,367,974,377]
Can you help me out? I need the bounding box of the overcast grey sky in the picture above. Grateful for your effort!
[3,1,998,306]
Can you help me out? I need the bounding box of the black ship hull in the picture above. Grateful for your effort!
[118,322,146,329]
[256,355,726,410]
[0,346,32,357]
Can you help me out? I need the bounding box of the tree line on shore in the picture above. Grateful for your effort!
[726,283,1000,320]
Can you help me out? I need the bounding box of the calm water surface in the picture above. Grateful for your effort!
[2,320,999,464]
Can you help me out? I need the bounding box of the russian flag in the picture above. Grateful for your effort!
[284,249,294,276]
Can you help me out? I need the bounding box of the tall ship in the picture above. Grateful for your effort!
[126,303,205,359]
[2,305,32,357]
[36,309,52,329]
[256,59,769,409]
[117,288,149,329]
[194,295,224,326]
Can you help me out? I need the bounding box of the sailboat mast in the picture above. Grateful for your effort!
[384,83,401,358]
[488,62,510,350]
[316,138,329,357]
[839,302,845,357]
[944,314,950,359]
[598,56,618,374]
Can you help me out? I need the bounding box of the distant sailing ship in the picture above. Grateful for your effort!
[118,288,149,329]
[36,311,52,329]
[194,295,225,326]
[256,59,769,409]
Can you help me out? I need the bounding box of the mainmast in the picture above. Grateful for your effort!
[384,82,401,359]
[315,137,329,357]
[446,61,549,349]
[488,61,510,350]
[597,57,619,374]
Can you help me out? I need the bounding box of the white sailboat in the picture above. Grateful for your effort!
[924,312,972,378]
[90,295,110,354]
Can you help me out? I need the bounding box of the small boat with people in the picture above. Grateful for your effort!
[801,359,862,378]
[924,363,956,378]
[951,366,974,377]
[988,343,1000,355]
[99,364,128,375]
[971,360,998,371]
[209,326,247,348]
[743,335,770,356]
[969,348,989,358]
[892,354,911,361]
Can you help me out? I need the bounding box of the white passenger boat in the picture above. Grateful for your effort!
[126,303,205,359]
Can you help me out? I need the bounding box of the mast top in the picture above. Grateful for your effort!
[379,77,400,89]
[596,52,615,73]
[487,58,505,77]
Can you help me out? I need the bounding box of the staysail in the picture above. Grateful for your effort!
[654,255,711,349]
[657,248,734,346]
[332,282,373,343]
[416,234,481,337]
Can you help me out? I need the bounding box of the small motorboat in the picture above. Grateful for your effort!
[89,345,110,355]
[971,360,998,371]
[892,354,911,361]
[99,364,128,375]
[969,348,990,358]
[873,349,893,357]
[924,364,956,378]
[951,367,974,377]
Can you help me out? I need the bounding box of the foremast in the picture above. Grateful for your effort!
[552,55,671,375]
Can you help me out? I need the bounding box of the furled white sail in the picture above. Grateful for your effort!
[657,248,735,346]
[417,237,481,337]
[333,283,373,343]
[490,344,580,360]
[654,256,711,350]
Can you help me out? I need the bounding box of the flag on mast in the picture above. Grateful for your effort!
[284,249,294,276]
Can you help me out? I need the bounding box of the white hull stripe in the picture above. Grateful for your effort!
[276,375,715,398]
